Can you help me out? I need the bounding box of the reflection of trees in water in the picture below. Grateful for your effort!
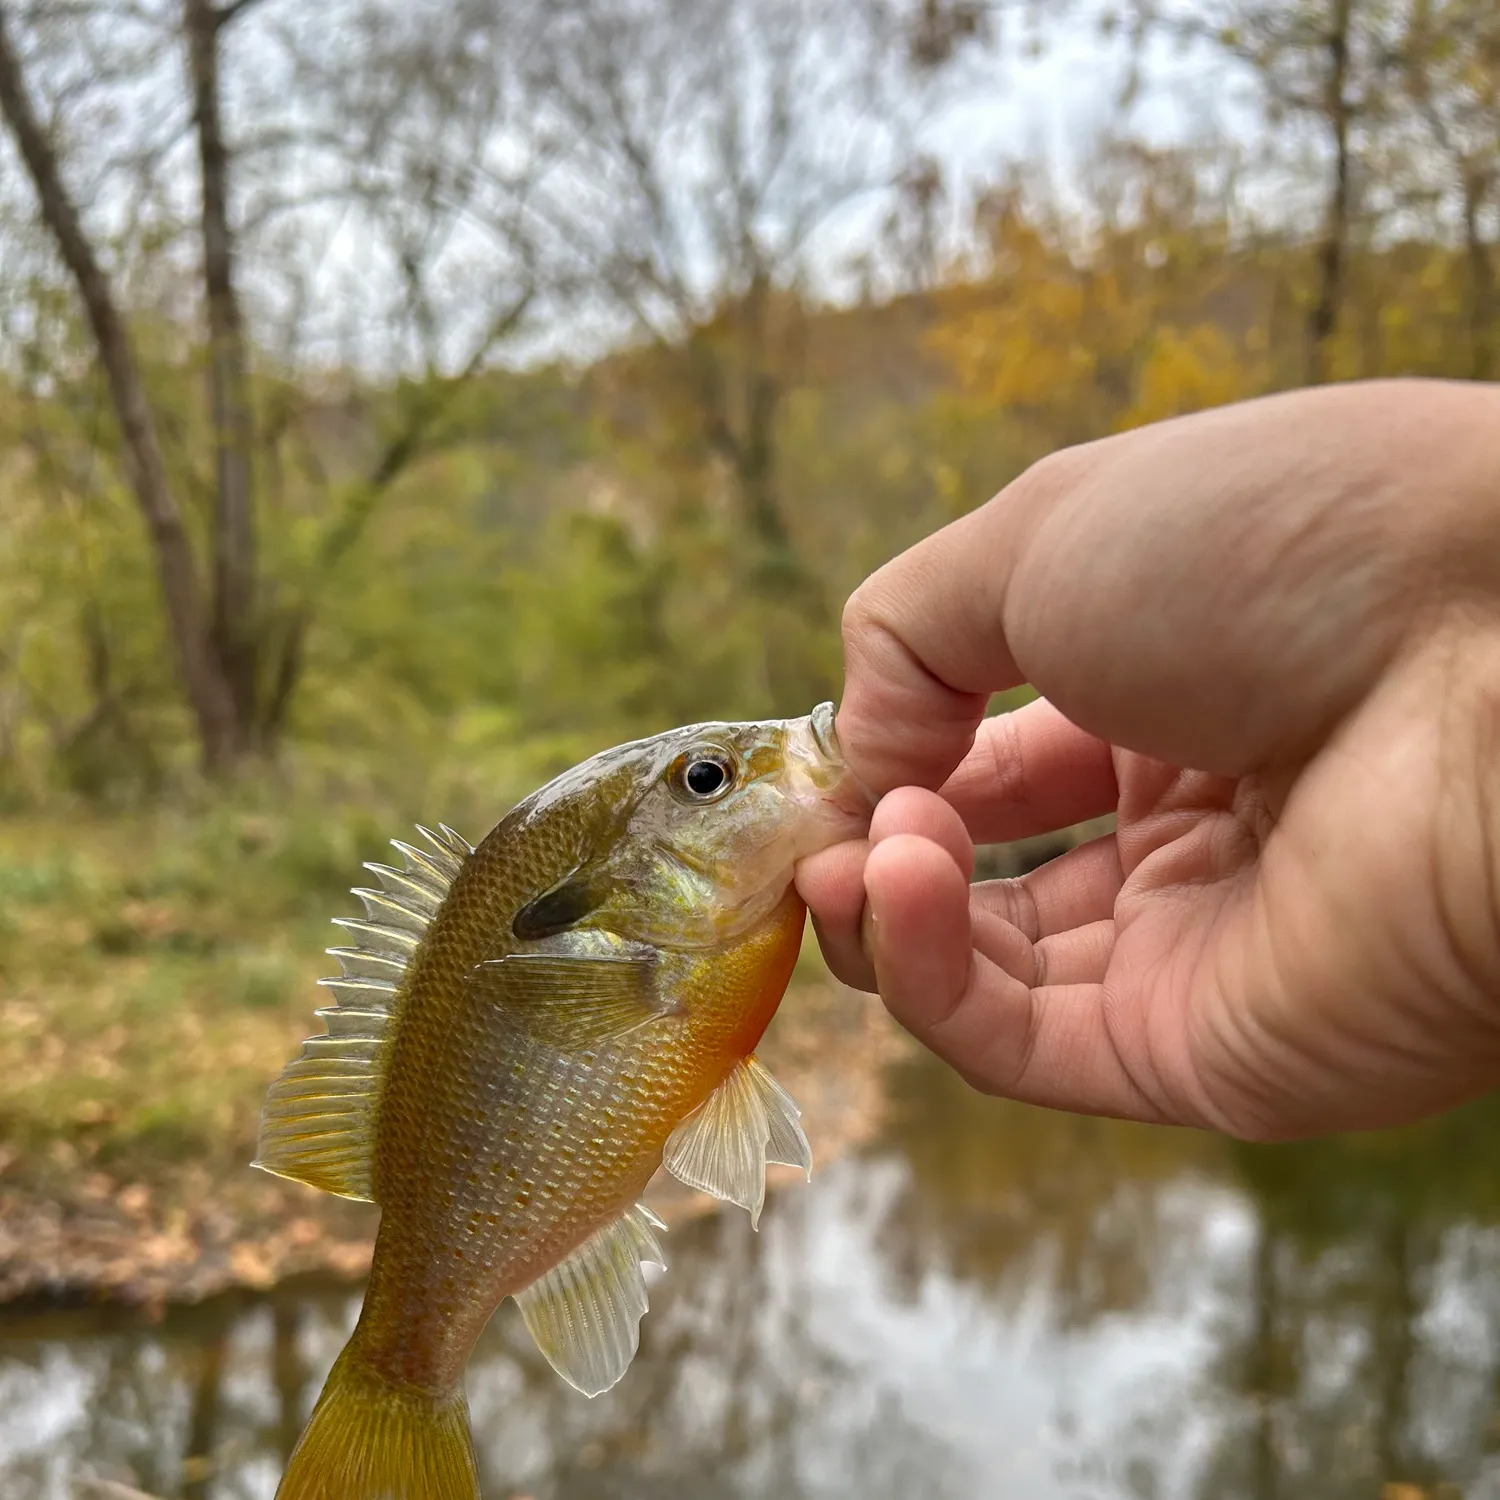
[873,1051,1500,1500]
[870,1049,1220,1327]
[13,1070,1500,1499]
[0,1286,335,1500]
[270,1299,306,1464]
[1196,1095,1500,1500]
[461,1196,960,1499]
[180,1320,225,1500]
[3,1196,956,1500]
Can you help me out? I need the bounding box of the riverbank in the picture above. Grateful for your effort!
[0,974,909,1309]
[0,800,1088,1310]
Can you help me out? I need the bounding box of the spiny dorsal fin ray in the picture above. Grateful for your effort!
[389,838,459,887]
[662,1056,812,1231]
[362,860,445,916]
[414,823,474,876]
[513,1203,667,1397]
[326,947,407,984]
[330,918,419,959]
[253,820,471,1202]
[351,887,430,935]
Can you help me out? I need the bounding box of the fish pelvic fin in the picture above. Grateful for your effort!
[275,1346,478,1500]
[662,1055,812,1230]
[254,823,473,1201]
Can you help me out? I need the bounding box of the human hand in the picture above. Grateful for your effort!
[797,379,1500,1140]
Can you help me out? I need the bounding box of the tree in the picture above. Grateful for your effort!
[1132,0,1406,385]
[933,139,1272,462]
[0,1,242,766]
[518,0,956,708]
[1402,0,1500,378]
[0,0,536,772]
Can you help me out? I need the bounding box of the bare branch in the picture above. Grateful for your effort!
[256,282,533,739]
[214,0,274,29]
[75,1475,166,1500]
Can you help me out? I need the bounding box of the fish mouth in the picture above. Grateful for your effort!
[783,702,875,844]
[809,700,840,763]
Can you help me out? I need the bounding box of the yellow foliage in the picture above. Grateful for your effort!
[1118,323,1261,431]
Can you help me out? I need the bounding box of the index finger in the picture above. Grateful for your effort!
[836,492,1039,794]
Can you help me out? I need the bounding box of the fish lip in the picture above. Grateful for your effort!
[783,705,876,841]
[800,701,877,815]
[809,701,840,764]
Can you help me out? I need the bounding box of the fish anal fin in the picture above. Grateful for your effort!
[513,1203,667,1397]
[466,953,669,1048]
[662,1055,812,1230]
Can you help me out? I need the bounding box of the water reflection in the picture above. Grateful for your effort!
[5,1052,1500,1499]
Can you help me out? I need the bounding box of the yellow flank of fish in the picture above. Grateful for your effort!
[257,702,871,1500]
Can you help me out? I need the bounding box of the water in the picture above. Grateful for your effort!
[5,1050,1500,1500]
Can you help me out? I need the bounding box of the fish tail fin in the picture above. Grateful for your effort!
[276,1345,479,1500]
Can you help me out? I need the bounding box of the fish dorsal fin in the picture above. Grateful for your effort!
[253,823,473,1202]
[513,1202,667,1397]
[662,1056,812,1231]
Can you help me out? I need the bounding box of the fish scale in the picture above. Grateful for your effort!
[358,903,802,1393]
[259,705,870,1500]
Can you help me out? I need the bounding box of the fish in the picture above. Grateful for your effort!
[258,701,870,1500]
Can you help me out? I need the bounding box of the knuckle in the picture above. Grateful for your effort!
[972,874,1040,943]
[975,711,1032,818]
[1008,441,1092,509]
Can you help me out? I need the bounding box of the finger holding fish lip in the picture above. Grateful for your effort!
[797,786,972,993]
[797,699,1126,995]
[798,837,874,991]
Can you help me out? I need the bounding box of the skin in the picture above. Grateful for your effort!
[796,377,1500,1143]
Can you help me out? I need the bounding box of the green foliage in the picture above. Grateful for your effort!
[5,161,1498,812]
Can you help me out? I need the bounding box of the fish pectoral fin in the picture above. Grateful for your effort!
[513,1203,667,1397]
[662,1056,812,1231]
[466,953,670,1047]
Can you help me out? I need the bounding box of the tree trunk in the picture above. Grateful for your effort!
[1463,171,1497,381]
[1307,0,1355,386]
[0,5,241,769]
[187,0,260,748]
[181,1322,226,1500]
[1372,1220,1417,1493]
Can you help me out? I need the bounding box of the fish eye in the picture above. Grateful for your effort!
[669,747,737,804]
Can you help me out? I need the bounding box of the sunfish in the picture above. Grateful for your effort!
[259,702,870,1499]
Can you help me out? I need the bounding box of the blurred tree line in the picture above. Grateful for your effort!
[0,0,1495,807]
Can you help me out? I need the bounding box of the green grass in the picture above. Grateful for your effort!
[0,784,844,1194]
[0,801,398,1185]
